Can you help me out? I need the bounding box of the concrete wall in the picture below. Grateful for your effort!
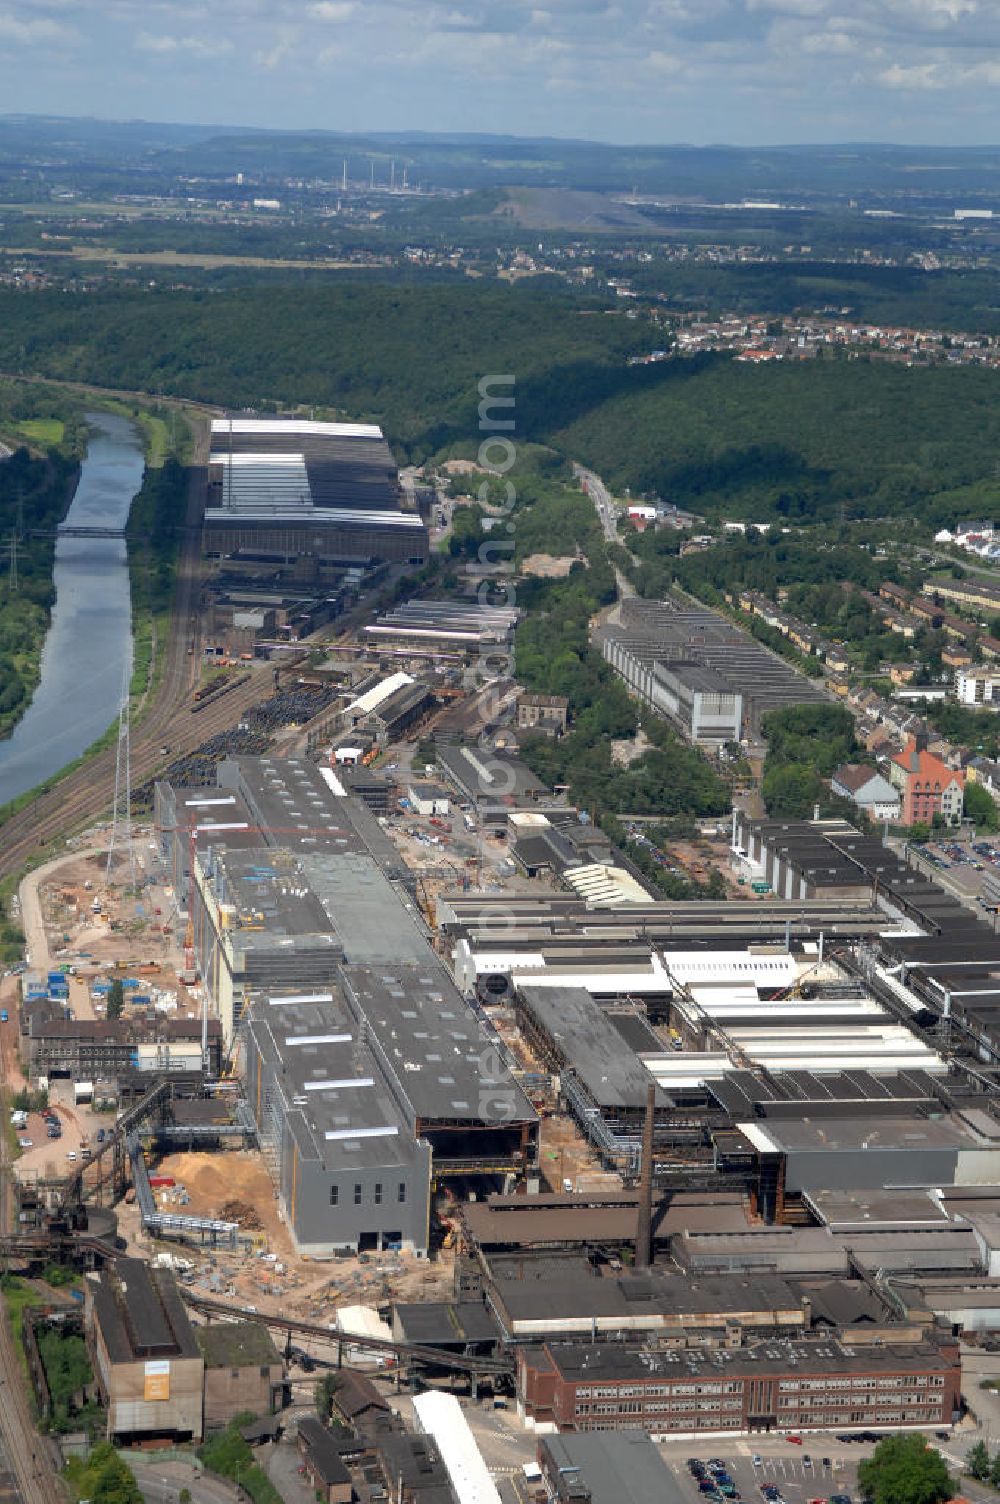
[204,1361,283,1430]
[92,1325,204,1443]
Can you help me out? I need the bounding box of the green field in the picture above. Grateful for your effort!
[16,418,64,446]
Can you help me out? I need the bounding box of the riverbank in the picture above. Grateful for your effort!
[0,411,142,806]
[0,384,89,739]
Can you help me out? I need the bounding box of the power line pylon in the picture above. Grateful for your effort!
[106,673,136,892]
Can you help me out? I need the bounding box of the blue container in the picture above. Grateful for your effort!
[131,995,151,1006]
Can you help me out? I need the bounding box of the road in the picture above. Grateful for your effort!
[0,983,63,1504]
[131,1458,242,1504]
[574,462,619,544]
[574,461,636,602]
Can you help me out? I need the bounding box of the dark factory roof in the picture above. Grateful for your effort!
[516,984,670,1112]
[91,1259,201,1364]
[196,1320,281,1369]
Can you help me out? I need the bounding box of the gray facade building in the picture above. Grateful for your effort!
[183,757,537,1256]
[245,988,431,1255]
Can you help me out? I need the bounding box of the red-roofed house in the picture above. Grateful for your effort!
[888,733,965,827]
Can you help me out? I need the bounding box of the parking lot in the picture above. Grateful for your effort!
[662,1442,858,1504]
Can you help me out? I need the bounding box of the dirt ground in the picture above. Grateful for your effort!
[152,1149,296,1262]
[116,1147,457,1327]
[520,553,577,578]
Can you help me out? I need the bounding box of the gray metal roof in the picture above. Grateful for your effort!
[516,984,669,1112]
[539,1432,682,1504]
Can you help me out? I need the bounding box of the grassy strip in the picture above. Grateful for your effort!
[0,1276,44,1382]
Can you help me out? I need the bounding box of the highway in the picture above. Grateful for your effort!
[574,461,636,600]
[574,462,618,543]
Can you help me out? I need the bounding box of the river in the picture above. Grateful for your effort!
[0,411,144,808]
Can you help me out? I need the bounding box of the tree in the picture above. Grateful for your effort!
[988,1454,1000,1490]
[105,979,125,1021]
[964,779,999,832]
[966,1439,990,1481]
[66,1442,142,1504]
[315,1372,340,1419]
[857,1434,952,1504]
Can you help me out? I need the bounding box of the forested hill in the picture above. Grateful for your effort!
[554,356,1000,529]
[0,283,647,459]
[2,281,1000,529]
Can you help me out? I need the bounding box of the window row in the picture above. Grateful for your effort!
[330,1181,407,1206]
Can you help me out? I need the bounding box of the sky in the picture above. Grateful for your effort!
[1,0,999,145]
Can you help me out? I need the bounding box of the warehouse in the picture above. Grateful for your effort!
[197,1322,283,1429]
[24,1016,222,1090]
[364,599,519,657]
[87,1259,205,1444]
[204,418,427,572]
[153,781,260,912]
[538,1432,682,1504]
[487,1270,808,1344]
[411,1391,501,1504]
[244,988,432,1255]
[436,742,549,821]
[739,1111,1000,1197]
[184,757,536,1250]
[517,1334,960,1436]
[514,984,670,1137]
[599,597,829,738]
[342,670,416,728]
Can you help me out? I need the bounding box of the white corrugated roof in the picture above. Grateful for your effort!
[346,671,415,717]
[211,418,384,439]
[412,1391,501,1504]
[564,863,651,907]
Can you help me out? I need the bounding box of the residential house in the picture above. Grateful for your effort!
[888,734,966,826]
[830,764,901,824]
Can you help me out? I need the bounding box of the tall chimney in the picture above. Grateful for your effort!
[636,1083,656,1270]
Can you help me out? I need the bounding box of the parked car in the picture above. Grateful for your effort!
[752,1458,763,1468]
[96,1128,106,1143]
[66,1151,76,1162]
[17,1138,31,1149]
[787,1437,803,1446]
[803,1457,813,1469]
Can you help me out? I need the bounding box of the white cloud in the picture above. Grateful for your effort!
[308,1,355,19]
[878,59,946,86]
[135,30,233,54]
[799,26,856,50]
[0,10,75,42]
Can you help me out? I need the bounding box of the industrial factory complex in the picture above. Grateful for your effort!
[599,597,829,743]
[22,470,1000,1501]
[204,417,428,573]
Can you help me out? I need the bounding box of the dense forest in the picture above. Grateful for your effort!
[0,283,646,460]
[1,283,998,537]
[554,357,1000,530]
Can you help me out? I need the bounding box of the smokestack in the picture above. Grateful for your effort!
[636,1083,655,1270]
